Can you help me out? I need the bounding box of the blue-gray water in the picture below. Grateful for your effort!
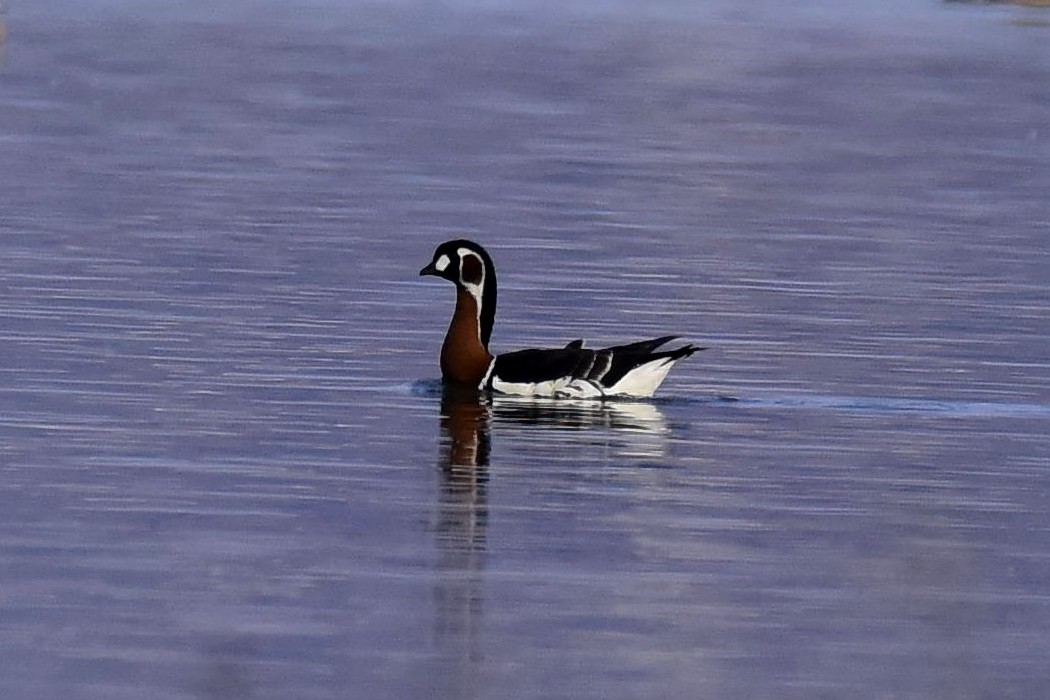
[2,1,1049,698]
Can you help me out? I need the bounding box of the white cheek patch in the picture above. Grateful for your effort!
[434,254,451,272]
[457,250,484,281]
[457,250,486,304]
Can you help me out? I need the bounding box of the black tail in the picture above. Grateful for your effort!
[603,336,704,360]
[598,337,704,387]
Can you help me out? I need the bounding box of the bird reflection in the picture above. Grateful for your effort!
[492,395,668,434]
[430,386,671,694]
[432,386,490,697]
[438,386,492,481]
[491,394,672,461]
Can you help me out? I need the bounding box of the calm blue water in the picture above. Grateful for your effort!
[1,1,1049,698]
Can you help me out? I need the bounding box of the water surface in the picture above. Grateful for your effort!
[1,1,1049,698]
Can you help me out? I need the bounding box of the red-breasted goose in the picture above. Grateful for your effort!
[419,240,701,398]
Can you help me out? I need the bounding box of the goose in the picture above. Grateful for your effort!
[419,239,701,398]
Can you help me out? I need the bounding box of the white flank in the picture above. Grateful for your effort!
[605,358,677,398]
[558,379,606,399]
[491,358,679,399]
[491,376,605,399]
[491,376,574,398]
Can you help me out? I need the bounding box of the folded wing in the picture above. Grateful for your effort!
[490,336,702,398]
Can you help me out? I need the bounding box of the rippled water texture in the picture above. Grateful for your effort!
[1,1,1049,698]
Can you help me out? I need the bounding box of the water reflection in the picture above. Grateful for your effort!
[432,387,672,475]
[432,388,490,697]
[431,387,673,473]
[495,396,671,461]
[492,396,669,433]
[430,389,672,692]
